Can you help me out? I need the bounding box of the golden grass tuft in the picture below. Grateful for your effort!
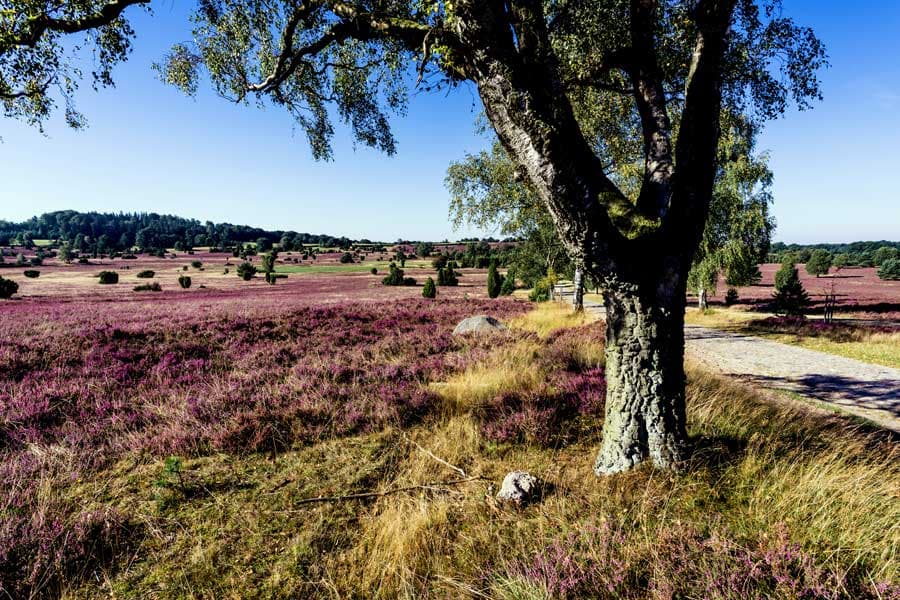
[429,340,546,415]
[508,301,599,337]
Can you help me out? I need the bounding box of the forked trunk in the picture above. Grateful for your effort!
[594,289,687,475]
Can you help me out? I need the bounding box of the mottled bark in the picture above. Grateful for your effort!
[698,287,708,311]
[594,287,687,474]
[573,267,585,312]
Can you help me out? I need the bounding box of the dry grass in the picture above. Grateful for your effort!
[508,301,599,337]
[52,304,898,599]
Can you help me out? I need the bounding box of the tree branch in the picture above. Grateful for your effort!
[628,0,675,219]
[246,2,461,95]
[0,0,148,51]
[668,0,738,252]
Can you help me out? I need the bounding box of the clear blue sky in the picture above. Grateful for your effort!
[1,1,898,243]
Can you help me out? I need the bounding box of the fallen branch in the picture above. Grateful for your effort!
[401,432,467,477]
[282,476,486,508]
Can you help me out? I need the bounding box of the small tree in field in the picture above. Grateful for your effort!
[0,276,18,299]
[877,258,900,281]
[178,275,192,289]
[774,257,797,291]
[772,263,810,316]
[382,263,415,287]
[487,262,504,298]
[422,277,437,299]
[805,249,832,277]
[340,252,354,264]
[237,262,257,281]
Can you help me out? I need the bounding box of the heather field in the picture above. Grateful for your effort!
[0,249,483,304]
[1,288,897,598]
[697,264,900,321]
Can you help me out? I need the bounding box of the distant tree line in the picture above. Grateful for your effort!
[769,241,900,268]
[0,211,369,255]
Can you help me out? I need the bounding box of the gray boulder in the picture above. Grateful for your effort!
[496,471,539,505]
[452,315,507,336]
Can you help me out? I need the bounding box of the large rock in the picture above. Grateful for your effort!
[496,471,539,505]
[452,315,507,336]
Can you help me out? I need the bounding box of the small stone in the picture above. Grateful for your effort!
[496,471,539,505]
[452,315,507,336]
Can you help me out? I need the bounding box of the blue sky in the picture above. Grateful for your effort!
[1,1,898,243]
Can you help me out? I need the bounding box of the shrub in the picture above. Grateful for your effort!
[182,265,188,271]
[136,270,155,278]
[805,249,832,277]
[98,271,119,284]
[774,259,796,291]
[772,265,810,316]
[0,276,18,299]
[190,260,203,269]
[370,267,378,275]
[340,252,354,264]
[437,265,459,286]
[237,262,257,281]
[877,258,900,281]
[178,275,192,289]
[77,257,90,264]
[23,270,39,278]
[529,278,552,302]
[134,282,162,292]
[724,287,739,306]
[382,263,415,286]
[29,256,43,266]
[432,255,448,270]
[487,262,504,298]
[223,268,230,274]
[422,277,437,298]
[500,271,516,296]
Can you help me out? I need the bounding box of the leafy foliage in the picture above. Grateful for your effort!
[805,249,833,277]
[178,275,192,289]
[876,259,900,281]
[22,269,39,278]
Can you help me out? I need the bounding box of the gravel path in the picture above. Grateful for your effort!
[575,298,900,431]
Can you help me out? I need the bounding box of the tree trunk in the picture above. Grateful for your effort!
[594,288,687,475]
[573,267,584,312]
[698,287,708,311]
